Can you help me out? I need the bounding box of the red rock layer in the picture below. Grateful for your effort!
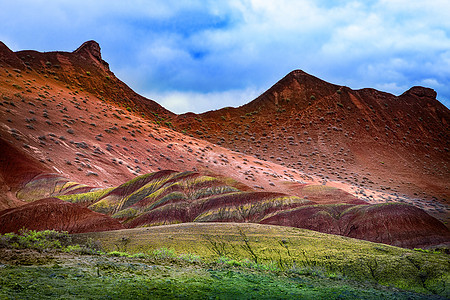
[0,197,124,234]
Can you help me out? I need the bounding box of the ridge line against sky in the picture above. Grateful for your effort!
[1,0,449,113]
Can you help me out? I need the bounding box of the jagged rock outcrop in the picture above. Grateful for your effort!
[73,40,110,71]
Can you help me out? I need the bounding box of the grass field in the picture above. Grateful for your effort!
[0,224,448,299]
[73,222,450,297]
[1,257,443,300]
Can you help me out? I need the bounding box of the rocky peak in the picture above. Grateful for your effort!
[0,41,25,69]
[74,40,102,60]
[73,40,109,70]
[403,86,437,99]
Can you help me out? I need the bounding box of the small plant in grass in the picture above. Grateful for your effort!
[114,237,130,252]
[216,256,241,267]
[64,238,103,255]
[131,252,147,258]
[179,253,202,263]
[238,228,260,264]
[108,251,131,257]
[151,247,177,260]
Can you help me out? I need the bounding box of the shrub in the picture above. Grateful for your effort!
[0,229,71,252]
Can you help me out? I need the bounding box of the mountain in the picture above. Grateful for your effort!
[174,70,450,225]
[1,40,173,120]
[0,41,448,249]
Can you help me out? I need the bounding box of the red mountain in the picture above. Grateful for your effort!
[0,41,448,248]
[174,70,450,224]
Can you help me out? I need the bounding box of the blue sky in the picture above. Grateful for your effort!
[1,0,449,113]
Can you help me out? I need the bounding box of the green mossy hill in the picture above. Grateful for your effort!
[0,226,448,299]
[75,223,450,297]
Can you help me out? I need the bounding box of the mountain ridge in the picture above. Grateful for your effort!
[172,65,449,224]
[0,40,448,248]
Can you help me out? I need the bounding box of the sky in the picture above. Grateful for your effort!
[1,0,449,113]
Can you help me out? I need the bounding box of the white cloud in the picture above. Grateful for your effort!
[147,88,261,114]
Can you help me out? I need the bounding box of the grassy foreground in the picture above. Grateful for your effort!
[78,223,449,296]
[0,224,448,299]
[0,256,442,300]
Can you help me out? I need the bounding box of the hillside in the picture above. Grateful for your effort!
[1,170,446,248]
[0,41,448,250]
[174,70,450,224]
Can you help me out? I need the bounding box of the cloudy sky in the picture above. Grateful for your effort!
[1,0,449,113]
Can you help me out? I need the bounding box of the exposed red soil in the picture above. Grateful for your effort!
[0,41,448,248]
[0,197,124,234]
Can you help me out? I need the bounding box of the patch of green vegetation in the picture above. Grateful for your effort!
[57,187,113,205]
[112,207,139,219]
[190,186,239,200]
[0,229,70,251]
[107,250,132,257]
[114,174,176,211]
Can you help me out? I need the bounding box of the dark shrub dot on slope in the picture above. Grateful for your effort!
[0,198,124,234]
